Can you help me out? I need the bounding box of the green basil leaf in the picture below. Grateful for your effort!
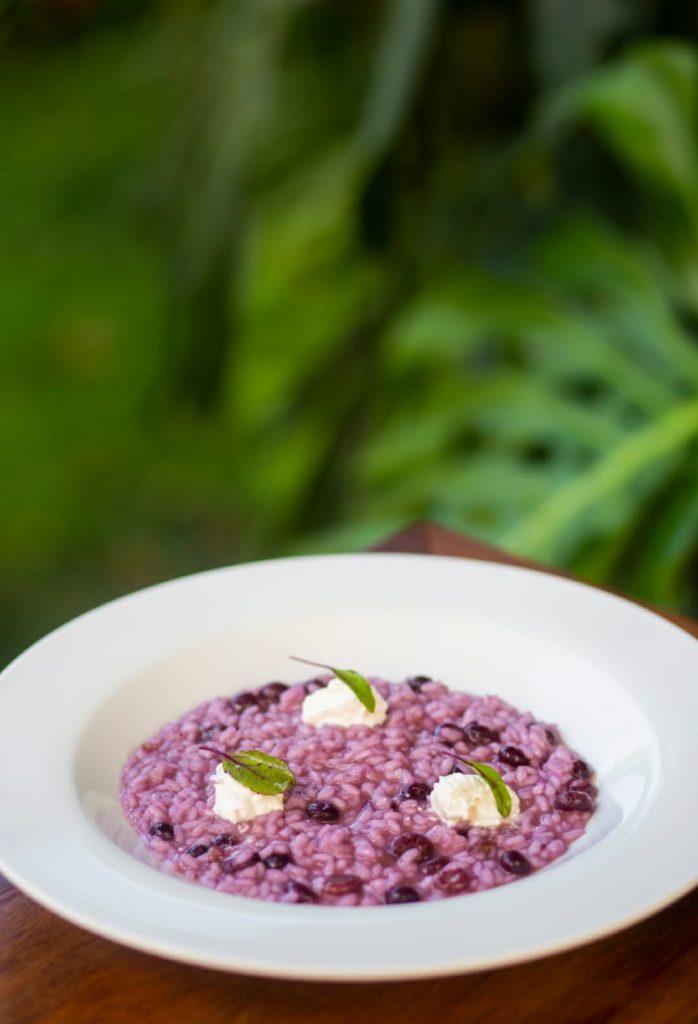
[222,749,295,796]
[459,759,512,819]
[290,656,376,712]
[329,667,376,712]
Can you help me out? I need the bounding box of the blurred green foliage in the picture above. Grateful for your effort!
[1,1,697,664]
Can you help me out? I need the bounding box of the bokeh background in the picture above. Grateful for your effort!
[2,0,698,667]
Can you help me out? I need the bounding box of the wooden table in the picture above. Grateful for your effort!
[2,524,696,1024]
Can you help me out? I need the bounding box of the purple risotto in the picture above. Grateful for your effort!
[120,674,597,906]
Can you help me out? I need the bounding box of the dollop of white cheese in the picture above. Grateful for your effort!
[430,772,520,829]
[301,678,388,729]
[211,763,284,823]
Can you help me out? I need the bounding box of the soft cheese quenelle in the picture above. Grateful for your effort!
[301,678,388,728]
[430,772,520,829]
[211,763,284,823]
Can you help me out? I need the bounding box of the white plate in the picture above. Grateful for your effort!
[0,554,696,981]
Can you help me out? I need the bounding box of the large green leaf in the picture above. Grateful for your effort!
[534,218,698,389]
[624,472,698,608]
[503,400,698,560]
[542,43,698,211]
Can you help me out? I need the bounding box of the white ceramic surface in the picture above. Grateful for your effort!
[0,553,696,981]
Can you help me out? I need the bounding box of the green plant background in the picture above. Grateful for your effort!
[1,1,697,666]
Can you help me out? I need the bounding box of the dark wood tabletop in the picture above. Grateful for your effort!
[2,524,696,1024]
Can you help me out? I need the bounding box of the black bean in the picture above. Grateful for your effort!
[387,832,434,863]
[187,844,209,858]
[231,691,259,711]
[285,880,317,903]
[385,885,420,904]
[306,800,341,823]
[572,759,591,779]
[322,874,363,897]
[554,789,595,813]
[498,745,530,767]
[499,850,532,875]
[263,852,292,870]
[399,782,431,802]
[149,821,174,840]
[463,721,500,746]
[211,833,236,847]
[407,675,432,693]
[258,682,288,705]
[436,867,470,892]
[569,778,599,798]
[419,856,449,876]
